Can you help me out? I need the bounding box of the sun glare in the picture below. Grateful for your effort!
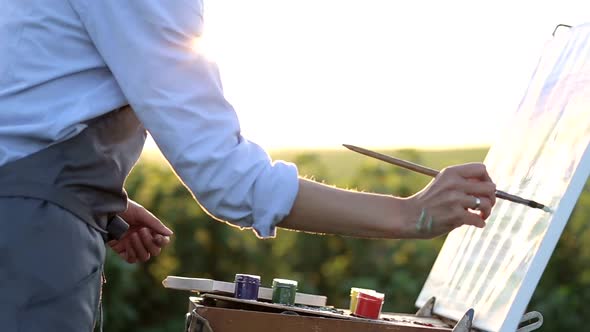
[184,0,590,152]
[191,36,218,62]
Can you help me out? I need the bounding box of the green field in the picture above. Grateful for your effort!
[141,145,489,186]
[269,146,489,182]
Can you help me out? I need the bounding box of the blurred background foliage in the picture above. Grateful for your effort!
[103,147,590,331]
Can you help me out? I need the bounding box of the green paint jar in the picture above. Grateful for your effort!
[271,278,298,305]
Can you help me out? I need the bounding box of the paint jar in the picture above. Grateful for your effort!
[349,287,373,313]
[354,291,384,319]
[271,278,298,305]
[234,274,261,300]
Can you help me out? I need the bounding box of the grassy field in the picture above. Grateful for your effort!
[140,145,490,186]
[269,146,489,183]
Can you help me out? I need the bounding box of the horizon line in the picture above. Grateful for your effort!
[265,143,491,152]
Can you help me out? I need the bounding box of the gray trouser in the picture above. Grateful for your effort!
[0,198,105,331]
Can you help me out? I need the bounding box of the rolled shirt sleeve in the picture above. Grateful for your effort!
[69,0,299,237]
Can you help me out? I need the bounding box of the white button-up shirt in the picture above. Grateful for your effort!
[0,0,299,238]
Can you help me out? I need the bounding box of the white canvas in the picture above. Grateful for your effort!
[416,23,590,332]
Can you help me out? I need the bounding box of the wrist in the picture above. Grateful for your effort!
[366,194,421,239]
[391,196,422,239]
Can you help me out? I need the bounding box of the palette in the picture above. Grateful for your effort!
[162,276,327,307]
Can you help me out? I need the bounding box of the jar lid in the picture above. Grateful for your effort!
[235,274,261,283]
[350,287,373,295]
[358,291,384,301]
[272,278,298,287]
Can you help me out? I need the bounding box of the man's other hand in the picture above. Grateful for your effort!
[108,199,173,263]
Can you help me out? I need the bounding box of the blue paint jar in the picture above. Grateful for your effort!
[234,274,261,300]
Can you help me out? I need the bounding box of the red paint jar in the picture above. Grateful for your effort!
[354,291,384,319]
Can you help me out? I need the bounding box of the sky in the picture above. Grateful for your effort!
[148,0,590,151]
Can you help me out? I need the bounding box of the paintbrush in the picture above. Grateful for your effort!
[343,144,553,213]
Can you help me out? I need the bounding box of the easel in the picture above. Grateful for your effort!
[178,289,543,332]
[164,276,472,331]
[172,21,590,332]
[185,294,466,332]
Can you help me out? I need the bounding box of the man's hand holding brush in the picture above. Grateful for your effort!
[406,163,497,238]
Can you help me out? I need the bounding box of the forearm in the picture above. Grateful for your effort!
[278,178,418,239]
